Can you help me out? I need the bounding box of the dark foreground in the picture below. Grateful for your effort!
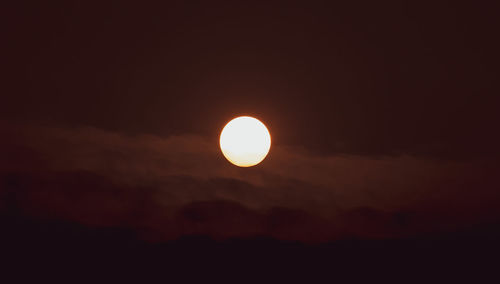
[1,214,499,283]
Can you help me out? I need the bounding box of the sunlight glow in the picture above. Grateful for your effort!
[219,116,271,167]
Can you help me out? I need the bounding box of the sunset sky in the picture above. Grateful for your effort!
[2,1,499,281]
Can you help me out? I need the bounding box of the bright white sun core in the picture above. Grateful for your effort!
[219,116,271,167]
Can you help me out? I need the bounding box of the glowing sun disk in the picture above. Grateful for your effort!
[219,116,271,167]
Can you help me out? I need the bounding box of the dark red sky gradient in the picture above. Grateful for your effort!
[4,1,499,157]
[2,1,500,243]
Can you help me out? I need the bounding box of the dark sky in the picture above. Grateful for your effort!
[2,1,500,245]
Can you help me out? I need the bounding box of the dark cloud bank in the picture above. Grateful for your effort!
[2,123,498,243]
[1,123,499,282]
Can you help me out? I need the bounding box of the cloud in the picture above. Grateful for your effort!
[0,170,417,242]
[0,122,499,241]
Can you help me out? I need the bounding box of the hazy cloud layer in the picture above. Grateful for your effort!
[1,122,498,242]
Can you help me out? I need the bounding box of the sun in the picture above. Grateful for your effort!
[219,116,271,167]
